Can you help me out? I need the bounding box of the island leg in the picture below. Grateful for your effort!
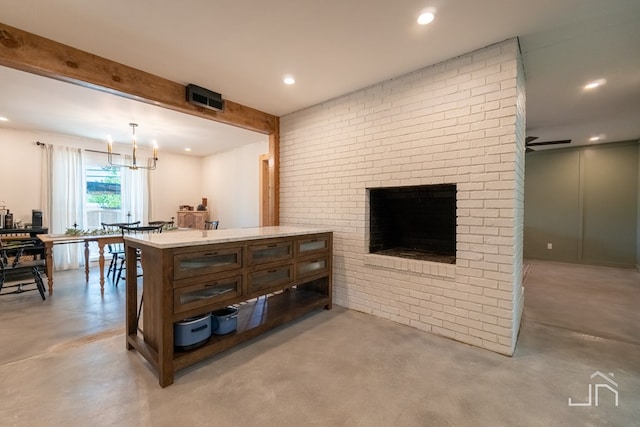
[125,245,137,350]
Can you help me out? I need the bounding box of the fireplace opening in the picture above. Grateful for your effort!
[369,184,456,264]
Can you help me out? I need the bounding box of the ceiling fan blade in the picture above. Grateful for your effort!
[525,136,538,144]
[526,139,571,147]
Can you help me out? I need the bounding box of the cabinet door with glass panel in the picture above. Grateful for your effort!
[247,239,293,266]
[173,246,243,280]
[173,274,242,314]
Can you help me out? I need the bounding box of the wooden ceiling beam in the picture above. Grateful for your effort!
[0,22,278,135]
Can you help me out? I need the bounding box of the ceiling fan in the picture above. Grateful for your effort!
[525,136,571,152]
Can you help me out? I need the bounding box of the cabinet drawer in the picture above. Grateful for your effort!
[248,240,293,266]
[296,235,329,256]
[248,264,293,293]
[296,256,329,280]
[173,275,242,314]
[174,247,242,280]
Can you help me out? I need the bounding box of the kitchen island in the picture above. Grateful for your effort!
[123,226,333,387]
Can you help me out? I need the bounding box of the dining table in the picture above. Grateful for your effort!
[37,233,124,295]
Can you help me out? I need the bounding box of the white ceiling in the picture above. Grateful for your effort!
[0,0,639,155]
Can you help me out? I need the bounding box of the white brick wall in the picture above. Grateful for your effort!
[280,39,524,355]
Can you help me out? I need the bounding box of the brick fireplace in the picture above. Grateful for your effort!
[280,38,525,355]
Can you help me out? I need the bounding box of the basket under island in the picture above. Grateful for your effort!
[123,226,333,387]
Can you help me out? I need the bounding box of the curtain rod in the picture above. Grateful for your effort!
[35,143,121,157]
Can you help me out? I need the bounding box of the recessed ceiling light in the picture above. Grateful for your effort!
[184,148,192,152]
[584,79,606,90]
[0,116,8,122]
[417,11,435,25]
[283,76,295,85]
[589,134,606,142]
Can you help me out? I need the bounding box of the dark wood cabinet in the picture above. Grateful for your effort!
[124,230,332,387]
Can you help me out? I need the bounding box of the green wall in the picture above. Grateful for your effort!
[524,141,639,268]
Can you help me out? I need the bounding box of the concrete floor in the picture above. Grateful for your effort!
[0,261,638,426]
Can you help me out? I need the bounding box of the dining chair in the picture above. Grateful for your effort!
[148,220,174,230]
[114,224,164,286]
[204,220,219,230]
[0,236,47,300]
[101,221,140,280]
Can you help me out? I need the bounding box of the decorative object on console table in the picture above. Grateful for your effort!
[176,210,209,229]
[32,210,43,228]
[0,202,7,229]
[197,197,208,211]
[4,210,13,229]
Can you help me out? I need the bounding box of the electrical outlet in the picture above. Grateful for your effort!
[547,243,553,250]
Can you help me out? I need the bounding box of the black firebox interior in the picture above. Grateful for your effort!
[369,184,456,263]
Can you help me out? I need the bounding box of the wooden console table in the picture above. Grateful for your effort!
[124,226,332,387]
[176,210,209,229]
[0,227,48,240]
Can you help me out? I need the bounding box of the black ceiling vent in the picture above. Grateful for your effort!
[186,84,224,111]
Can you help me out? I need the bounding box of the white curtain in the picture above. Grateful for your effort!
[121,155,150,224]
[48,145,85,270]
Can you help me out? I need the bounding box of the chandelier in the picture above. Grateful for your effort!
[107,123,158,170]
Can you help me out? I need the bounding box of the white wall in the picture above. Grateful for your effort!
[512,44,526,345]
[148,152,202,222]
[0,128,43,224]
[201,139,268,229]
[280,39,524,355]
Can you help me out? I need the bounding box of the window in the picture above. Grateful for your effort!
[85,164,123,228]
[82,151,149,260]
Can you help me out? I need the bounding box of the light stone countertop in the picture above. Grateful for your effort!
[122,225,332,249]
